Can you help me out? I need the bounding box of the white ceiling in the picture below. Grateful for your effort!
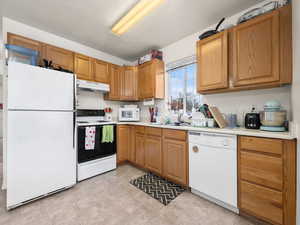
[2,0,263,61]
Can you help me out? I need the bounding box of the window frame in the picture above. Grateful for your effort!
[167,62,198,114]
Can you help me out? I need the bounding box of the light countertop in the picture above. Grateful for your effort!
[116,122,296,140]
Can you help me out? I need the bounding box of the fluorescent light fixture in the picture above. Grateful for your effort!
[112,0,165,35]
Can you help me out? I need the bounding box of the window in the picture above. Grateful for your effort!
[168,63,202,114]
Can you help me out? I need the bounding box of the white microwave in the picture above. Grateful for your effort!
[119,108,140,121]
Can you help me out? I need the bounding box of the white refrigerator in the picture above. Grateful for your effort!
[6,62,76,209]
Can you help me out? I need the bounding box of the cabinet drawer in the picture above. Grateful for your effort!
[135,126,145,134]
[240,136,283,155]
[145,127,162,136]
[240,151,283,190]
[240,181,283,225]
[163,129,186,141]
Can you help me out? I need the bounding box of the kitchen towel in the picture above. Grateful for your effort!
[85,126,96,150]
[102,125,114,143]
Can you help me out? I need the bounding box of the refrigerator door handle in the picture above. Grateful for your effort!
[73,75,77,149]
[73,111,76,148]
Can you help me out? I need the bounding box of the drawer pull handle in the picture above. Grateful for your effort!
[193,146,199,153]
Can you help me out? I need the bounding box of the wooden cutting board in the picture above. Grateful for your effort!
[208,106,228,128]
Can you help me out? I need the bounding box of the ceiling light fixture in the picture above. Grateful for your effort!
[112,0,165,35]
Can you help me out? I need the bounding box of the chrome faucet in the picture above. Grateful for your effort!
[177,111,183,123]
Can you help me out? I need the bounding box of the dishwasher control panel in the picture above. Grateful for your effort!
[188,132,237,149]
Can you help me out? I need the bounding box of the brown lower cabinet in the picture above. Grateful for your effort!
[116,125,130,164]
[238,136,296,225]
[163,138,187,185]
[128,126,136,163]
[145,128,163,175]
[117,125,188,186]
[135,132,145,167]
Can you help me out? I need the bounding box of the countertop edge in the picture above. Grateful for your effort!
[116,122,296,140]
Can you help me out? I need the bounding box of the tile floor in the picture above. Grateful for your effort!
[0,164,258,225]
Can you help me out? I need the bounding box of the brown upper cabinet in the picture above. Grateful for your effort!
[74,53,93,81]
[121,66,138,101]
[42,44,74,71]
[7,33,42,53]
[7,33,167,100]
[93,59,109,83]
[7,33,43,65]
[197,31,228,92]
[232,10,280,87]
[106,64,122,100]
[106,65,140,101]
[138,59,165,100]
[197,4,292,94]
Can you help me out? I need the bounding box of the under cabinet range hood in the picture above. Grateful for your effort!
[77,79,110,92]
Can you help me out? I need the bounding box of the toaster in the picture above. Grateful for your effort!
[245,113,261,129]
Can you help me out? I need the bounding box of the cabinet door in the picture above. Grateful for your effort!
[163,138,187,185]
[121,66,138,100]
[128,126,136,163]
[7,33,42,53]
[74,53,93,81]
[43,45,74,71]
[135,134,145,167]
[233,11,280,86]
[138,62,153,99]
[240,181,283,225]
[7,33,43,65]
[117,125,129,163]
[107,64,121,100]
[153,59,165,99]
[240,151,283,190]
[197,31,228,92]
[93,59,109,83]
[145,135,162,174]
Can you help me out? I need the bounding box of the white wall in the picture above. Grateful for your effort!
[138,0,291,125]
[292,1,300,224]
[2,17,131,66]
[162,0,272,64]
[202,87,291,125]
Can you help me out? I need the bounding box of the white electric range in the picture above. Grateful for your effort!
[76,110,116,181]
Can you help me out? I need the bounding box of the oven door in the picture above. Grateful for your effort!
[77,124,116,164]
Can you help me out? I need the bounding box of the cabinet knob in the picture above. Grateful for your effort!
[193,146,199,153]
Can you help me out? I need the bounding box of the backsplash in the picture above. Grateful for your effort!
[138,86,291,126]
[77,89,124,120]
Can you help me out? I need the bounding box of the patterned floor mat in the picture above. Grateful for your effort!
[130,173,185,205]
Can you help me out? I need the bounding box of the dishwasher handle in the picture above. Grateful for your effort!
[189,131,236,139]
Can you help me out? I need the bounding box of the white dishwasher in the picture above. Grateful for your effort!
[189,131,238,213]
